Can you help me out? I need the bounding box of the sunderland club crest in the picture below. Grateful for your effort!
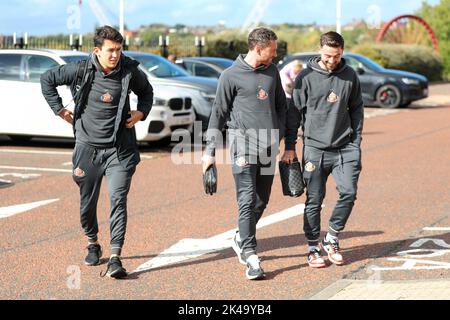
[257,87,269,101]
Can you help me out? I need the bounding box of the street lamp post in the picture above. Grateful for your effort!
[336,0,342,34]
[119,0,125,35]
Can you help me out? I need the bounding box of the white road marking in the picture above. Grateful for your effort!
[0,199,59,219]
[423,227,450,231]
[364,109,400,119]
[131,204,305,274]
[0,149,72,155]
[373,237,450,271]
[0,173,41,179]
[0,166,72,173]
[371,258,450,271]
[410,238,450,249]
[0,149,153,160]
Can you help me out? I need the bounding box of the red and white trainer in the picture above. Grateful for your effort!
[307,249,326,268]
[321,238,344,265]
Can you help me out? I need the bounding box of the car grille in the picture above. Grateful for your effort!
[168,98,183,111]
[185,98,192,110]
[167,97,192,111]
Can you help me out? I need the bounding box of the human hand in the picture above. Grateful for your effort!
[59,109,74,125]
[126,111,144,129]
[281,150,297,164]
[202,154,216,174]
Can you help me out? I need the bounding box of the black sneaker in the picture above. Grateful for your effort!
[231,231,246,265]
[246,254,265,280]
[84,244,102,266]
[101,256,128,279]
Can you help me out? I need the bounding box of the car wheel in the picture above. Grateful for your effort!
[376,84,401,108]
[8,135,32,143]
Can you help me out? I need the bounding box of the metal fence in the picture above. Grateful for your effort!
[0,34,206,57]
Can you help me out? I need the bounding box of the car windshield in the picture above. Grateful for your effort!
[61,55,89,64]
[208,59,233,69]
[350,54,385,72]
[128,54,189,78]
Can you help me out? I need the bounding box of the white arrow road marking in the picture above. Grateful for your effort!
[410,238,450,249]
[0,199,59,219]
[131,204,305,274]
[370,258,450,271]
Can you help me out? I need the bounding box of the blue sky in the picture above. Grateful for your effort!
[0,0,441,35]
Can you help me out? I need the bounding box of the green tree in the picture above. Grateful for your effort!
[417,0,450,78]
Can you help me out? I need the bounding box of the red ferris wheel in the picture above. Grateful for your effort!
[376,15,439,53]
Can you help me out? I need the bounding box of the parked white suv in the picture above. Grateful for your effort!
[0,49,194,144]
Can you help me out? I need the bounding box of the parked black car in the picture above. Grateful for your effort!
[278,52,429,108]
[175,57,234,79]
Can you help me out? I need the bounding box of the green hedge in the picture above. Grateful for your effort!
[206,39,288,64]
[351,44,444,82]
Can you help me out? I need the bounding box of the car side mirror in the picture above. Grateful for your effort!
[356,67,365,75]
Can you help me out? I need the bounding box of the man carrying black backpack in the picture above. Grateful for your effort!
[41,26,153,279]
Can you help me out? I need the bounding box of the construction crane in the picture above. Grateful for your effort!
[240,0,273,34]
[86,0,112,27]
[79,0,125,35]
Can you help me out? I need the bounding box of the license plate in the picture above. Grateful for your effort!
[174,116,192,125]
[423,88,429,96]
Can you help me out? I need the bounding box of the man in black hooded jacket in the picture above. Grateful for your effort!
[41,26,153,279]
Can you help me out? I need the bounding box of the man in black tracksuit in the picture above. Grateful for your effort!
[202,27,287,280]
[282,32,364,268]
[41,26,153,279]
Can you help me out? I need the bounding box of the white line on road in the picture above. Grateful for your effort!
[0,149,72,155]
[0,149,154,160]
[0,173,41,179]
[370,258,450,271]
[0,149,153,159]
[364,109,400,119]
[0,166,72,173]
[0,199,59,219]
[131,204,305,274]
[423,227,450,231]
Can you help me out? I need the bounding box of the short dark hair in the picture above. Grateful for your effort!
[248,27,278,50]
[94,25,124,48]
[320,31,345,49]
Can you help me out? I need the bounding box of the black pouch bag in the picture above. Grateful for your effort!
[279,160,305,197]
[203,165,218,195]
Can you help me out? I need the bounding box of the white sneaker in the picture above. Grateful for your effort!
[246,254,265,280]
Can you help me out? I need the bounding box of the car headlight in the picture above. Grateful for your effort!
[200,91,216,104]
[153,97,167,106]
[401,78,420,85]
